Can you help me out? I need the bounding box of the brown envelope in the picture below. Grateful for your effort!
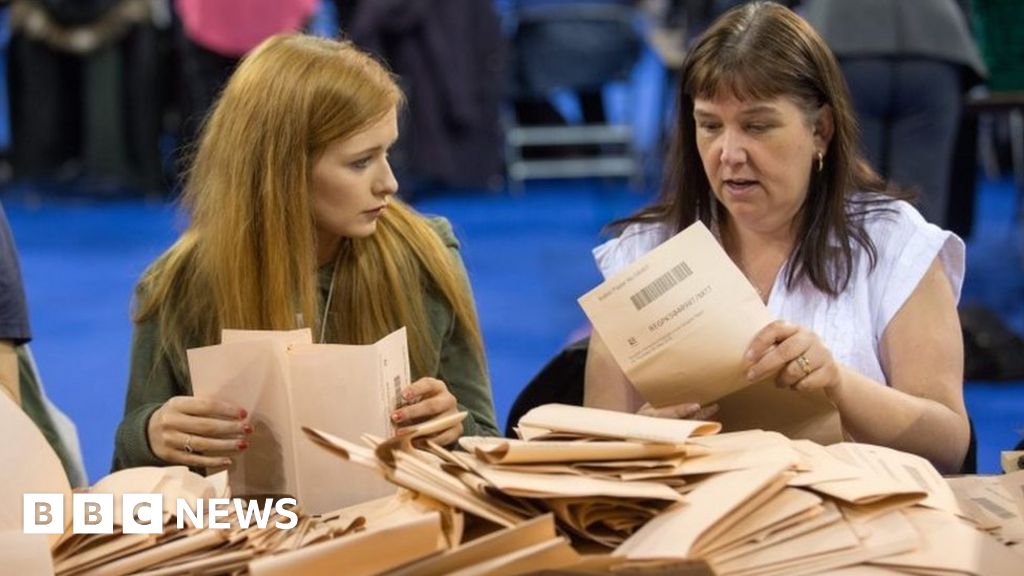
[0,392,72,548]
[710,512,862,575]
[870,507,1024,576]
[446,536,581,576]
[189,328,409,513]
[716,509,918,576]
[517,403,721,444]
[188,337,298,499]
[387,514,559,576]
[248,512,444,576]
[615,462,791,560]
[326,491,463,550]
[946,471,1024,541]
[707,501,843,565]
[459,437,691,465]
[713,381,843,444]
[548,498,668,548]
[788,440,866,487]
[699,488,824,556]
[823,443,959,514]
[0,532,54,576]
[304,425,526,528]
[579,222,775,409]
[84,530,228,576]
[578,222,841,441]
[465,462,685,502]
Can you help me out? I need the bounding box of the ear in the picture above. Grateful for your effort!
[812,104,835,150]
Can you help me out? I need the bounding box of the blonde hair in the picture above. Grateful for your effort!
[137,34,485,378]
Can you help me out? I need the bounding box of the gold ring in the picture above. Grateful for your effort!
[184,435,194,454]
[796,354,812,377]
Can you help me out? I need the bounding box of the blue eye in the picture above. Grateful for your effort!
[350,157,372,170]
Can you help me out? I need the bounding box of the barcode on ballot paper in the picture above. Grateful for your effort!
[630,261,693,310]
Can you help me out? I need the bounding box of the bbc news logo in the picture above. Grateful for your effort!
[24,494,298,534]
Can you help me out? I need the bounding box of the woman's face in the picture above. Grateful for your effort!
[693,93,831,237]
[311,108,399,258]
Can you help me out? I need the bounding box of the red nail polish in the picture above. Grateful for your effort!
[243,424,254,434]
[391,411,402,422]
[239,409,248,419]
[237,440,249,450]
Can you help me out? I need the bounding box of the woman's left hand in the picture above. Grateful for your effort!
[392,377,461,445]
[744,320,843,398]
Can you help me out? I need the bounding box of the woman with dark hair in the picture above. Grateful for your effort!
[584,2,969,473]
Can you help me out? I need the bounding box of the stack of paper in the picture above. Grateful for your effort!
[46,467,349,576]
[308,403,1024,575]
[1,388,348,576]
[946,469,1024,551]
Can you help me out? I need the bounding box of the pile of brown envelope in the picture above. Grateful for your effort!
[47,467,340,576]
[303,403,1024,575]
[0,389,374,576]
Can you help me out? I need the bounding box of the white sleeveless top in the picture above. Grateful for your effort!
[592,200,965,386]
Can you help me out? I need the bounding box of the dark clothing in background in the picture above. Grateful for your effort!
[802,0,986,228]
[0,202,30,344]
[840,59,963,226]
[348,0,504,190]
[8,1,165,191]
[174,26,239,173]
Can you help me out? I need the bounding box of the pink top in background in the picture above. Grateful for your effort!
[176,0,320,57]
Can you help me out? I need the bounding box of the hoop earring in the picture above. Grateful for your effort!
[816,151,824,173]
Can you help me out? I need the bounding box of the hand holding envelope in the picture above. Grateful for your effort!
[579,221,842,444]
[188,327,412,513]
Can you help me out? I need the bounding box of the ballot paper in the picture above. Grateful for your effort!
[189,328,408,514]
[578,221,839,442]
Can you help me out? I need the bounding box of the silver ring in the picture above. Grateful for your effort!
[796,354,812,377]
[184,435,194,454]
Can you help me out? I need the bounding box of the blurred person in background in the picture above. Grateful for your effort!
[174,0,319,166]
[801,0,986,228]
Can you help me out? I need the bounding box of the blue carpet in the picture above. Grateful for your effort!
[4,177,1022,481]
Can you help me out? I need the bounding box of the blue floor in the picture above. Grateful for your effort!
[4,177,1022,482]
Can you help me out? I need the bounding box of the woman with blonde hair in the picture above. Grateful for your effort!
[113,34,498,470]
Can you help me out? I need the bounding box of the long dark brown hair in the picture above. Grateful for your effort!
[619,1,904,296]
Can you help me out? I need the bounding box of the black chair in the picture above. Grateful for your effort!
[505,336,589,438]
[958,416,978,475]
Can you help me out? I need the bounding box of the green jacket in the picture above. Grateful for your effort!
[113,217,498,471]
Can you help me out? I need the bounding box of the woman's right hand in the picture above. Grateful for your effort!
[638,402,720,421]
[147,396,252,467]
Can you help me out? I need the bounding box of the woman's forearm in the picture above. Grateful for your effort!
[830,366,969,473]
